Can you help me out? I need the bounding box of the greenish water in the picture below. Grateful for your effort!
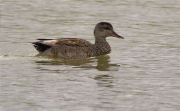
[0,0,180,111]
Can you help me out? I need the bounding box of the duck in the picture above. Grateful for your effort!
[30,22,124,59]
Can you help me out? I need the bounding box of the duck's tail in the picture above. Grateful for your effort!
[30,42,52,53]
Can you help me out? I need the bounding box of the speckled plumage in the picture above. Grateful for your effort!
[31,22,124,59]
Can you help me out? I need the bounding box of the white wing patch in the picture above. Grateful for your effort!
[42,40,58,46]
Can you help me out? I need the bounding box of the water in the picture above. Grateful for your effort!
[0,0,180,111]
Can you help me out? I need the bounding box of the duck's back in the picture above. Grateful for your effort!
[32,38,94,59]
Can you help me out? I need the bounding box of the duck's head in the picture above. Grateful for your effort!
[94,22,124,39]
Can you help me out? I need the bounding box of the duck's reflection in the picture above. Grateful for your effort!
[34,54,120,71]
[95,55,119,71]
[94,74,115,88]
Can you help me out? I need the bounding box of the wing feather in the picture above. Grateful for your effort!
[39,38,93,47]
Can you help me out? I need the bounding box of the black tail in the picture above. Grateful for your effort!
[31,42,52,53]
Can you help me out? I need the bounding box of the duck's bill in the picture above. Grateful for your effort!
[112,31,124,39]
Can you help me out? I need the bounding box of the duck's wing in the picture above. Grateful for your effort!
[31,38,93,53]
[37,38,93,47]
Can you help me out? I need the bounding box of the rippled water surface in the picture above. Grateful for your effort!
[0,0,180,111]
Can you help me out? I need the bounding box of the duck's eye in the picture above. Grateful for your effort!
[104,27,110,30]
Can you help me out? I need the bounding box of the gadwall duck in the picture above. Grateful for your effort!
[31,22,124,59]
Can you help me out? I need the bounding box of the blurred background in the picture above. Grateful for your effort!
[0,0,180,111]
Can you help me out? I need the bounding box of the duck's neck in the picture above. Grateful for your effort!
[93,37,111,56]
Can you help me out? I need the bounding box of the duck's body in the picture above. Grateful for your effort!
[31,22,124,59]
